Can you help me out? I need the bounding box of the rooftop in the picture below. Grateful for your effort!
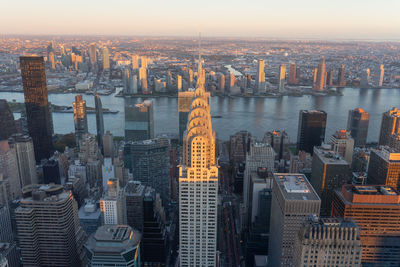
[78,203,101,220]
[274,173,320,201]
[373,146,400,161]
[85,225,141,253]
[337,184,400,205]
[314,146,349,165]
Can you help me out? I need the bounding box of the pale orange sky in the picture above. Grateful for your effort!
[1,0,400,39]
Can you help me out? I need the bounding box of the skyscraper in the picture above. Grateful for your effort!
[278,64,286,92]
[102,47,110,70]
[0,141,22,200]
[89,43,97,66]
[179,59,218,266]
[242,142,275,227]
[73,94,88,145]
[374,64,384,87]
[330,129,355,163]
[311,145,352,216]
[8,134,37,188]
[124,100,154,142]
[288,62,297,85]
[124,180,145,231]
[314,57,326,91]
[131,54,139,69]
[378,107,400,147]
[218,73,225,93]
[337,64,346,87]
[94,94,104,149]
[268,173,321,267]
[332,185,400,265]
[326,69,334,87]
[0,100,17,141]
[85,225,141,267]
[15,184,85,266]
[293,216,362,267]
[347,108,370,147]
[360,68,370,88]
[178,91,195,142]
[367,146,400,190]
[177,75,183,91]
[124,138,170,204]
[255,59,265,94]
[20,56,54,162]
[100,178,125,225]
[297,110,327,154]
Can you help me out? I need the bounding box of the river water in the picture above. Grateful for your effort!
[0,88,397,142]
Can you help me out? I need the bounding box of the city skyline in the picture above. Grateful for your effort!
[1,0,400,40]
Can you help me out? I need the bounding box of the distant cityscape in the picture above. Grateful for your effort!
[1,36,400,267]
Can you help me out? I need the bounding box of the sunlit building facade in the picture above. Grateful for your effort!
[73,94,88,145]
[179,60,218,267]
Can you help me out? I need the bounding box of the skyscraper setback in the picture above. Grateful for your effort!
[179,59,218,266]
[20,56,54,162]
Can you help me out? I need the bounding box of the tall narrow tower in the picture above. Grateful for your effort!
[94,94,104,149]
[73,94,88,145]
[314,57,326,91]
[179,54,218,266]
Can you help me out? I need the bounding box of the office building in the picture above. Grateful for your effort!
[311,146,352,216]
[124,180,145,231]
[375,64,384,87]
[15,184,85,267]
[100,178,125,225]
[78,202,101,236]
[268,173,321,267]
[367,147,400,190]
[178,91,195,142]
[125,100,154,142]
[102,131,114,158]
[263,130,289,160]
[179,59,218,267]
[0,141,21,200]
[330,129,354,163]
[256,59,265,94]
[177,75,183,91]
[360,68,370,88]
[0,100,16,141]
[297,110,327,154]
[89,43,97,66]
[278,64,286,92]
[0,205,13,243]
[293,216,362,267]
[142,192,168,266]
[8,134,37,187]
[131,54,139,69]
[378,107,400,147]
[73,94,88,144]
[229,131,252,165]
[20,56,54,162]
[85,225,141,267]
[314,57,326,91]
[124,138,170,204]
[42,158,61,184]
[326,69,334,87]
[102,47,110,70]
[332,185,400,265]
[288,62,297,85]
[347,108,370,147]
[218,73,225,93]
[243,143,275,228]
[337,64,346,87]
[94,94,104,149]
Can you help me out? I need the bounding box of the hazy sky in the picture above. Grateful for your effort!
[1,0,400,39]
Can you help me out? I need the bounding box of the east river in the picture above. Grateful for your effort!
[1,88,398,142]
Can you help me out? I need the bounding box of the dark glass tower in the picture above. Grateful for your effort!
[297,110,327,154]
[0,99,17,140]
[73,94,88,145]
[20,56,53,162]
[94,94,104,150]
